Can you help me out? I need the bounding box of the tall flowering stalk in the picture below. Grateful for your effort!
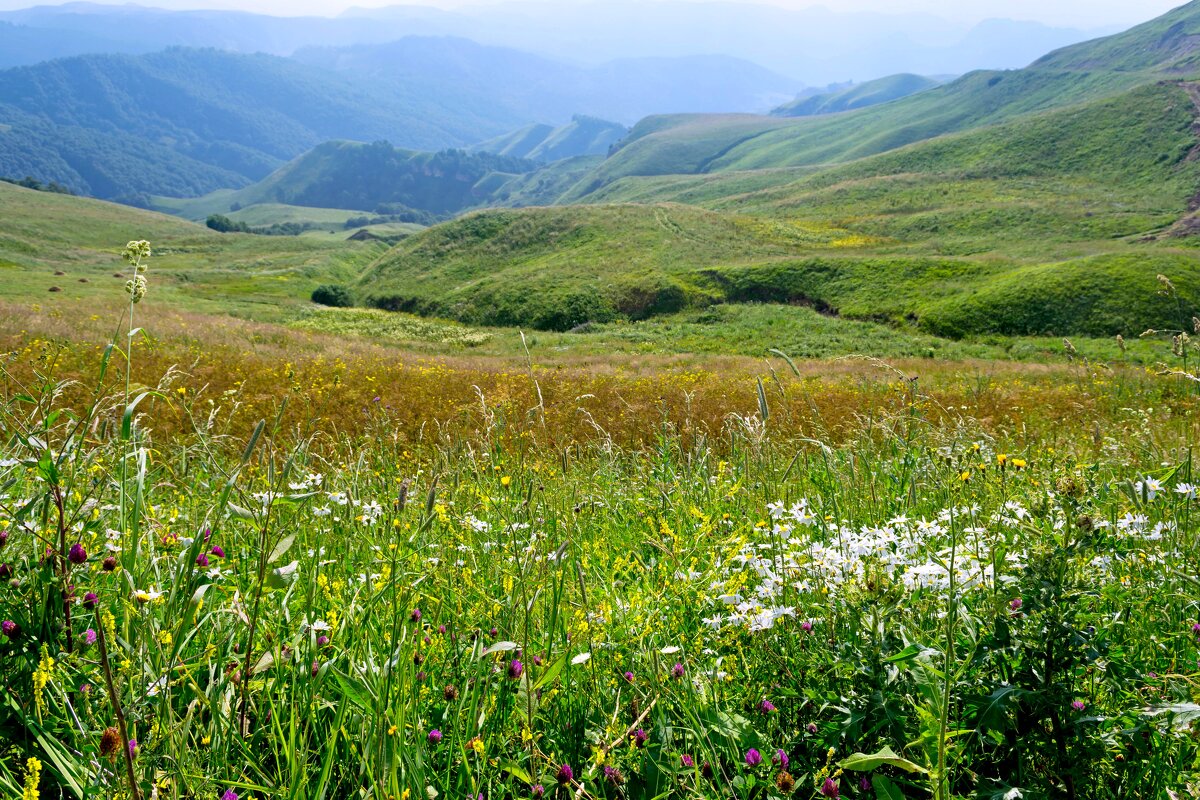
[118,240,150,567]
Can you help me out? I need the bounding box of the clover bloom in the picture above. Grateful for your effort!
[428,729,442,744]
[68,543,87,565]
[633,728,648,748]
[671,662,685,679]
[221,791,238,800]
[556,763,574,785]
[1,620,17,637]
[820,777,840,797]
[758,699,776,713]
[508,659,523,679]
[681,754,694,767]
[745,748,762,766]
[410,608,421,623]
[196,553,209,567]
[773,749,789,768]
[83,592,98,610]
[623,670,634,682]
[210,545,225,559]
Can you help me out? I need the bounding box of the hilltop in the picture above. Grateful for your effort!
[771,74,942,117]
[556,1,1200,199]
[355,77,1200,338]
[472,116,628,162]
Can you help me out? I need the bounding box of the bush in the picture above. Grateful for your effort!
[311,284,354,308]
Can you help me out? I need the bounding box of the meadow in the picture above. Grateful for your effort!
[1,240,1200,800]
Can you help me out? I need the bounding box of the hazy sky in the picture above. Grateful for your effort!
[0,0,1184,28]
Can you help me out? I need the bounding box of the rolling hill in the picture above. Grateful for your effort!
[555,1,1200,200]
[354,74,1200,337]
[472,116,628,162]
[152,141,537,221]
[771,74,943,117]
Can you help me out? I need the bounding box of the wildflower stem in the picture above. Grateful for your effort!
[95,608,142,800]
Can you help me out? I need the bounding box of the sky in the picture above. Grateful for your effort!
[0,0,1184,27]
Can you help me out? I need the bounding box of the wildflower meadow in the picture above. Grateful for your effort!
[2,242,1200,799]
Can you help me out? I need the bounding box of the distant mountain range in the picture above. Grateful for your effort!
[0,1,1112,82]
[293,38,799,123]
[0,41,794,200]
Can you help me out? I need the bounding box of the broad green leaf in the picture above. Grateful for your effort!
[873,775,906,800]
[268,534,296,564]
[840,746,928,774]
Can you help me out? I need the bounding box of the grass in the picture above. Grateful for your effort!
[2,256,1200,799]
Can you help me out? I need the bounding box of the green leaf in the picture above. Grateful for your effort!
[122,390,153,440]
[268,534,296,564]
[873,775,906,800]
[839,746,928,775]
[533,655,566,690]
[499,760,532,784]
[1144,702,1200,730]
[267,560,299,589]
[884,643,926,664]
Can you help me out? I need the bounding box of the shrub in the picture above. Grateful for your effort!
[311,284,354,308]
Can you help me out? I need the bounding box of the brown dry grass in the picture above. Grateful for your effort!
[1,299,1192,452]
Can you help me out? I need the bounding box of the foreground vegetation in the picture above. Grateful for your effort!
[1,242,1200,800]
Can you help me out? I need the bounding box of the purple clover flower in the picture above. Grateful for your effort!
[68,543,87,565]
[745,748,762,766]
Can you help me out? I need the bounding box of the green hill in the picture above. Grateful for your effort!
[558,3,1200,199]
[156,141,536,220]
[358,204,804,329]
[472,116,627,162]
[771,74,942,117]
[354,78,1200,337]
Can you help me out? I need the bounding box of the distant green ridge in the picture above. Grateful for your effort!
[770,74,942,117]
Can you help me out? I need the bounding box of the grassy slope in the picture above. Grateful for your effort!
[359,82,1200,337]
[559,3,1200,198]
[770,73,941,117]
[0,180,378,319]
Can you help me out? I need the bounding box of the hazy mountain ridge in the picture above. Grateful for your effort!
[294,38,800,123]
[0,40,791,200]
[0,1,1108,82]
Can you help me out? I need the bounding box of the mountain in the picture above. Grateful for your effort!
[0,19,131,68]
[159,141,538,220]
[771,74,943,117]
[345,2,1107,84]
[554,1,1200,200]
[0,47,536,200]
[472,116,628,162]
[0,38,795,201]
[294,39,801,123]
[0,2,1109,84]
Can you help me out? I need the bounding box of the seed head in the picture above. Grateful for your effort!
[99,727,121,760]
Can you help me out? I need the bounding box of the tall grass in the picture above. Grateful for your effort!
[1,242,1199,799]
